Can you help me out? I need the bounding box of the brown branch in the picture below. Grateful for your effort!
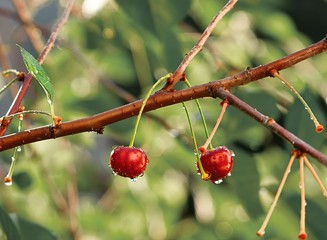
[0,0,75,136]
[10,0,44,53]
[0,37,326,162]
[213,88,327,165]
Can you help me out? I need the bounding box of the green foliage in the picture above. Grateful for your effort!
[17,45,56,118]
[0,206,21,240]
[0,0,326,239]
[17,45,54,105]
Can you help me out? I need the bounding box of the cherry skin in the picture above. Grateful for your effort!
[109,146,149,179]
[198,146,234,183]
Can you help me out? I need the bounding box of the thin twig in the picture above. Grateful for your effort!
[165,0,238,90]
[11,0,44,53]
[37,0,75,64]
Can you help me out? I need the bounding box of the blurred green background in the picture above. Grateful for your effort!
[0,0,327,239]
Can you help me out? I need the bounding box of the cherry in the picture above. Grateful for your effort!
[198,146,234,184]
[109,146,149,179]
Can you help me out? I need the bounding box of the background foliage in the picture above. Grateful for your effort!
[0,0,327,239]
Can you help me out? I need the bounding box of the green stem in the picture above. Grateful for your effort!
[0,77,18,94]
[4,113,24,186]
[182,102,209,180]
[183,79,212,149]
[271,69,324,133]
[1,110,52,122]
[129,73,172,147]
[2,69,20,76]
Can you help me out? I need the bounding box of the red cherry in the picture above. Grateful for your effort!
[109,146,149,179]
[198,146,234,184]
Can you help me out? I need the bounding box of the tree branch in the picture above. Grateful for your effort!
[165,0,238,90]
[0,37,326,164]
[213,88,327,165]
[0,0,75,136]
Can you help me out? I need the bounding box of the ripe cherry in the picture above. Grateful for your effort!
[198,146,234,184]
[109,146,149,180]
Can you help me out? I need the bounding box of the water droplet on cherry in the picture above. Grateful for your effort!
[214,179,223,185]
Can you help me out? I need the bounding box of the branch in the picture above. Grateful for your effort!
[213,88,327,165]
[0,37,326,164]
[0,0,75,136]
[165,0,238,90]
[10,0,44,53]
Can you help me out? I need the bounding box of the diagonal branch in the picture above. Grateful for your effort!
[164,0,238,90]
[213,88,327,165]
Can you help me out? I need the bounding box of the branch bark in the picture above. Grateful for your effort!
[0,37,326,164]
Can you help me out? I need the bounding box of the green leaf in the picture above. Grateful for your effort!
[230,146,264,218]
[17,45,54,105]
[17,217,57,240]
[0,206,22,240]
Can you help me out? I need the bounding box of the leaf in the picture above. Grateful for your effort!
[17,217,57,240]
[17,45,54,105]
[0,206,22,240]
[230,146,264,218]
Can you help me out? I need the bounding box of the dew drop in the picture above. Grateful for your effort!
[3,177,12,186]
[4,181,12,186]
[110,169,118,176]
[227,172,232,177]
[130,178,137,183]
[214,179,223,185]
[17,146,22,152]
[230,151,235,157]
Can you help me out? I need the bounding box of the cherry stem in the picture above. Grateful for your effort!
[1,110,52,122]
[200,100,229,151]
[257,152,297,237]
[183,78,212,149]
[129,73,172,147]
[298,155,307,240]
[0,77,18,94]
[182,102,209,180]
[4,113,24,186]
[303,155,327,198]
[271,69,324,133]
[2,69,20,76]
